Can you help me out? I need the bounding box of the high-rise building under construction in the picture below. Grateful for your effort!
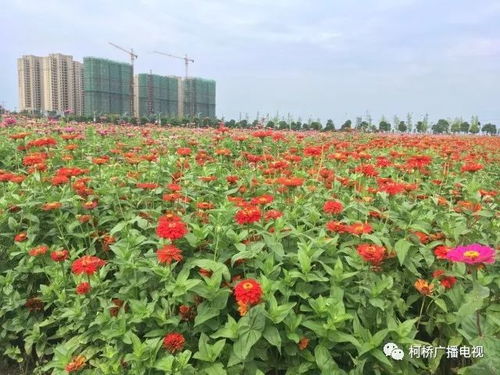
[133,73,180,118]
[83,57,132,116]
[182,78,216,118]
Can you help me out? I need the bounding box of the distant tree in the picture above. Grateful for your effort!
[460,121,470,133]
[422,114,429,133]
[355,117,362,129]
[340,119,352,130]
[469,122,480,134]
[432,119,449,134]
[310,121,322,131]
[450,121,460,133]
[471,115,480,131]
[481,123,496,135]
[406,113,413,133]
[302,123,310,131]
[325,119,335,131]
[266,120,275,128]
[293,121,302,131]
[278,121,288,130]
[393,115,400,130]
[416,121,425,133]
[366,112,373,128]
[379,120,391,132]
[398,121,407,132]
[359,121,369,132]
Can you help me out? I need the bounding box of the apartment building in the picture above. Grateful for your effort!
[18,54,84,115]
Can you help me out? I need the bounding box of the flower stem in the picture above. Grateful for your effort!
[416,296,426,331]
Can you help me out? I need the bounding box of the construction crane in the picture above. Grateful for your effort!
[109,42,138,118]
[153,50,195,118]
[153,51,194,79]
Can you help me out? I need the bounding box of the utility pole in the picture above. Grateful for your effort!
[109,42,138,118]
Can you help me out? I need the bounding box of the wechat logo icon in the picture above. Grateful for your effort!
[384,342,405,360]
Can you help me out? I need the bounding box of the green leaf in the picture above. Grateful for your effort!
[394,238,411,266]
[263,325,282,353]
[194,303,220,327]
[314,345,338,372]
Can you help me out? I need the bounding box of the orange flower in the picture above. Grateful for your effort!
[42,202,62,211]
[65,355,86,372]
[298,337,310,350]
[414,279,434,296]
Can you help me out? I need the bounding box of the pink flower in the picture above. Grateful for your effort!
[445,244,496,264]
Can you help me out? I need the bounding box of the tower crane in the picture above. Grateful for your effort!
[153,50,195,118]
[152,51,194,79]
[109,42,138,117]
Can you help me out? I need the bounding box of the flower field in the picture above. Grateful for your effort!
[0,121,499,375]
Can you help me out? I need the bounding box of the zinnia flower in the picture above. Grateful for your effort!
[29,245,48,256]
[445,244,496,264]
[51,250,69,262]
[434,245,450,259]
[440,276,457,289]
[14,232,28,242]
[233,279,263,306]
[323,200,344,214]
[71,255,106,275]
[163,333,185,353]
[65,355,86,372]
[157,245,183,264]
[414,279,434,295]
[356,243,385,266]
[156,215,188,240]
[76,282,91,295]
[234,206,262,225]
[298,337,310,350]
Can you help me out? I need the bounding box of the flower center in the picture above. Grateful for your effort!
[464,250,479,259]
[242,282,254,290]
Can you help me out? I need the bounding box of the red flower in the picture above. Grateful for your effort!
[235,206,262,225]
[156,215,188,240]
[326,221,347,233]
[265,209,283,221]
[346,222,373,235]
[298,337,310,350]
[136,182,160,189]
[413,231,429,244]
[323,200,344,214]
[179,305,195,321]
[434,245,450,259]
[356,243,385,266]
[354,164,378,177]
[233,279,263,305]
[198,268,213,277]
[51,250,69,262]
[379,183,406,195]
[29,245,48,256]
[176,147,191,156]
[157,245,183,264]
[461,162,483,173]
[71,255,106,275]
[163,333,185,353]
[76,282,91,295]
[440,276,457,289]
[25,297,44,312]
[432,269,445,278]
[250,194,274,205]
[14,232,28,242]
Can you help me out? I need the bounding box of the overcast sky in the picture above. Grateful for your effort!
[2,0,499,124]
